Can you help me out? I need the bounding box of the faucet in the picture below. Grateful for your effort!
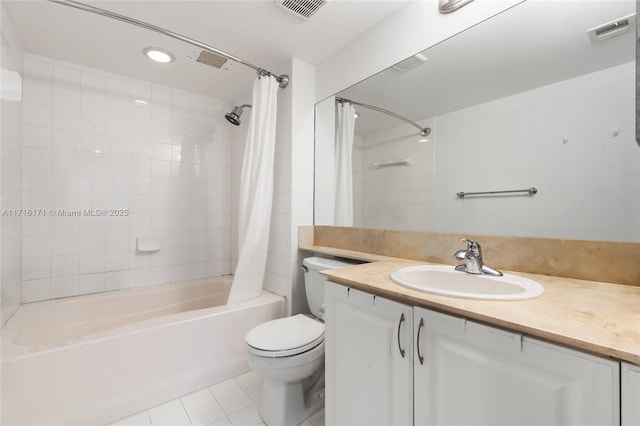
[454,238,503,276]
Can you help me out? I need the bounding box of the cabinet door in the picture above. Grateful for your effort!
[325,282,413,426]
[622,362,640,426]
[414,307,619,426]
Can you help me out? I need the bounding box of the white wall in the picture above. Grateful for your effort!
[288,58,316,315]
[19,54,233,303]
[1,6,23,324]
[315,0,522,101]
[434,62,639,242]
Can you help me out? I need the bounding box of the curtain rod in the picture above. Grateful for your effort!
[47,0,289,88]
[336,96,430,136]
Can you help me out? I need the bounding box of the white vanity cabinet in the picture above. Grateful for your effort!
[622,362,640,426]
[325,282,413,426]
[325,282,622,425]
[413,307,620,426]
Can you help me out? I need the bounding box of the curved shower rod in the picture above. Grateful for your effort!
[336,96,431,137]
[47,0,290,88]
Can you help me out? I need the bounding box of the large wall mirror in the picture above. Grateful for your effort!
[315,0,639,243]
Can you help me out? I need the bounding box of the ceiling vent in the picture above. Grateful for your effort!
[392,52,428,72]
[587,14,636,43]
[274,0,328,20]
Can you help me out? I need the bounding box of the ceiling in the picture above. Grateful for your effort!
[2,0,410,101]
[338,0,637,137]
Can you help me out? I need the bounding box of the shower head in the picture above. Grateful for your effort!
[225,104,251,126]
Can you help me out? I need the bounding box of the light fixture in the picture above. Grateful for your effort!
[143,47,175,63]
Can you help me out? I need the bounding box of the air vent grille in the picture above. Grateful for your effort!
[275,0,327,20]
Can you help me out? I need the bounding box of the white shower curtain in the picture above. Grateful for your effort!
[228,75,279,303]
[334,102,356,226]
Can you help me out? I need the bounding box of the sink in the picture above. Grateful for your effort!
[390,265,544,301]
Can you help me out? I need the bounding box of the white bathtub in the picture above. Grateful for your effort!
[1,277,285,425]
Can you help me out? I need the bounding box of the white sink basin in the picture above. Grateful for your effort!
[390,265,544,301]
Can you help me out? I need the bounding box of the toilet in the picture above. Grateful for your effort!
[245,256,357,426]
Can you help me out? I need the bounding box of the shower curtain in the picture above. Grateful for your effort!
[334,102,356,226]
[228,75,279,303]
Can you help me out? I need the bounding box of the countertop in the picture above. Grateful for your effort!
[302,244,640,365]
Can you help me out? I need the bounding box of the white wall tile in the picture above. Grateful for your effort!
[51,276,79,298]
[78,273,105,295]
[19,56,233,302]
[105,270,129,291]
[23,235,51,258]
[23,80,52,106]
[22,256,51,281]
[22,278,51,303]
[23,103,51,127]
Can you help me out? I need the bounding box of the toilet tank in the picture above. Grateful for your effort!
[302,257,360,321]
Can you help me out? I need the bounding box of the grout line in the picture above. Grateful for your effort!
[178,397,194,426]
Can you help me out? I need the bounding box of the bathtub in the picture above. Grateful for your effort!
[1,277,285,425]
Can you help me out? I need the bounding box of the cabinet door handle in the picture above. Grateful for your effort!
[397,313,406,358]
[416,317,425,365]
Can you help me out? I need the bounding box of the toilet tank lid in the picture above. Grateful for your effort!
[303,256,360,271]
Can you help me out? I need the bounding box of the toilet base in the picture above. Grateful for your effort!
[259,379,324,426]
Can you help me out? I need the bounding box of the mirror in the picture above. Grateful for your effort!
[315,0,639,243]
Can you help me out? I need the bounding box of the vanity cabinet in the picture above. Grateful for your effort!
[414,307,620,426]
[325,282,413,426]
[622,362,640,426]
[325,283,621,426]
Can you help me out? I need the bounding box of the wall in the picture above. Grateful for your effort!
[20,54,232,303]
[1,7,23,324]
[315,0,522,101]
[434,62,639,242]
[288,58,316,315]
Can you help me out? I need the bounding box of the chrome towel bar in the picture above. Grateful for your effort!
[372,158,412,169]
[457,187,538,198]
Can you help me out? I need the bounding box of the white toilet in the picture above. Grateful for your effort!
[245,256,357,426]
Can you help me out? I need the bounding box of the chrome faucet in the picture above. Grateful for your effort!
[454,238,503,276]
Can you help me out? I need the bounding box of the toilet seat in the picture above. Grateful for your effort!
[246,314,324,358]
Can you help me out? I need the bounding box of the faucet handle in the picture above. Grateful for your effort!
[459,237,482,258]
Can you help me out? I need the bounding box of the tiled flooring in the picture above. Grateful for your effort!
[107,371,325,426]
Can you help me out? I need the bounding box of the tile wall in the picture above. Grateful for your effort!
[1,8,24,324]
[20,54,232,303]
[354,118,435,232]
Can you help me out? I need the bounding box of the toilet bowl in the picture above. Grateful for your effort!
[245,257,358,426]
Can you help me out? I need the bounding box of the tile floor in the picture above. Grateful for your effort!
[107,371,325,426]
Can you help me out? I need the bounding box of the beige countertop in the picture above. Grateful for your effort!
[303,245,640,365]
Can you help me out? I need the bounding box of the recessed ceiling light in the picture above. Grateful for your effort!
[143,47,175,63]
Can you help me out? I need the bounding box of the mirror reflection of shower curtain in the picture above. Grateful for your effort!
[228,75,279,303]
[334,102,356,226]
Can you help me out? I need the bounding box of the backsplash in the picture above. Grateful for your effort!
[303,226,640,286]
